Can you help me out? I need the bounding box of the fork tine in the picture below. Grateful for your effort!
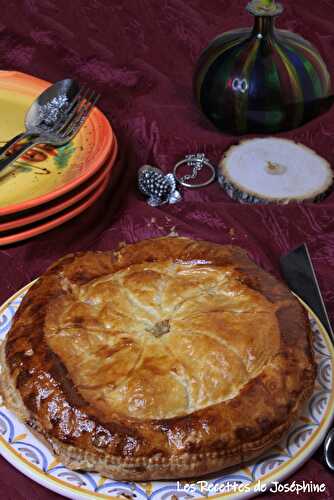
[52,84,90,134]
[65,84,89,115]
[75,91,100,126]
[65,92,100,138]
[61,90,100,139]
[59,88,95,136]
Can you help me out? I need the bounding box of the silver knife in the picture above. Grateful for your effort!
[280,243,334,470]
[280,243,334,343]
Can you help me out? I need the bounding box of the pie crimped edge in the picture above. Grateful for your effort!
[0,237,316,480]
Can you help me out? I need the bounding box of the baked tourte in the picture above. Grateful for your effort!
[0,237,316,480]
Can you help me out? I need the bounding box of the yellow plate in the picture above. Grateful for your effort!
[0,71,113,215]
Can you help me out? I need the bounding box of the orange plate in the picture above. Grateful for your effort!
[0,71,114,216]
[0,138,118,231]
[0,173,110,246]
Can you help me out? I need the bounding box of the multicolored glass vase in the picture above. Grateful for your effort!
[194,0,332,134]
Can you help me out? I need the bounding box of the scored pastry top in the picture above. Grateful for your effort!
[45,260,280,420]
[3,237,316,463]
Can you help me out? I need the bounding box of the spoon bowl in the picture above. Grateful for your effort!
[0,79,79,157]
[25,79,79,132]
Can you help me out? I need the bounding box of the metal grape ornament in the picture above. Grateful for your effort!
[138,166,181,206]
[194,0,332,134]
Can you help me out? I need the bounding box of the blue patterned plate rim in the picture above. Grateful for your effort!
[0,281,333,500]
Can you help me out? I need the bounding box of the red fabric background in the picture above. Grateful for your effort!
[0,0,334,498]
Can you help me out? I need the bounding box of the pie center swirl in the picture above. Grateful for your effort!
[45,261,280,420]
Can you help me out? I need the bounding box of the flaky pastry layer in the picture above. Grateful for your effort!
[0,237,316,479]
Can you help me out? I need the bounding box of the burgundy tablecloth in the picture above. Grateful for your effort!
[0,0,334,498]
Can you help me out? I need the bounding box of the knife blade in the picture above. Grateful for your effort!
[280,243,334,471]
[280,243,334,344]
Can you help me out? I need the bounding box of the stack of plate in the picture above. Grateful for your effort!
[0,71,118,245]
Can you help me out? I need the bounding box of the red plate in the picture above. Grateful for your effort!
[0,173,110,246]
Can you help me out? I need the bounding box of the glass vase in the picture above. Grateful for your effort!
[194,0,332,134]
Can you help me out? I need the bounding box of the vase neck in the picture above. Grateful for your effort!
[252,16,275,37]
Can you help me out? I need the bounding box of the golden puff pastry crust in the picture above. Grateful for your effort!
[0,237,316,480]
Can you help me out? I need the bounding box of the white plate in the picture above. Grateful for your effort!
[0,283,333,500]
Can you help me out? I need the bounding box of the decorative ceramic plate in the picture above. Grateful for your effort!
[0,286,333,499]
[0,71,114,216]
[0,173,109,246]
[0,137,118,231]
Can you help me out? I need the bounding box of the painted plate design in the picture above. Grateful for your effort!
[0,137,118,232]
[0,286,333,500]
[0,71,114,215]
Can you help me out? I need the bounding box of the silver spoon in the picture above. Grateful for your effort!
[324,428,334,471]
[0,79,80,158]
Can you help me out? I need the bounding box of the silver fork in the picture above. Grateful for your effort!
[0,87,100,176]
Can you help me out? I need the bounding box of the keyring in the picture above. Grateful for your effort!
[173,154,216,188]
